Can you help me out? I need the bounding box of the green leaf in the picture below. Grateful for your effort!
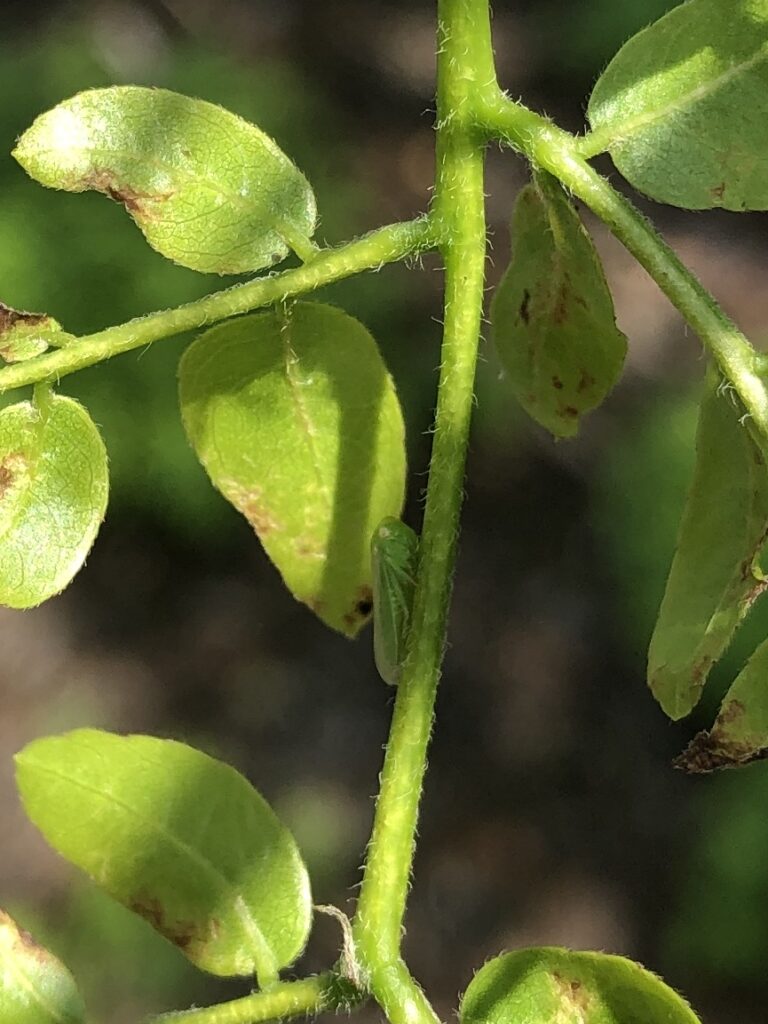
[14,86,317,274]
[15,729,312,983]
[0,391,109,609]
[0,305,74,364]
[648,371,768,720]
[490,173,627,438]
[460,948,701,1024]
[371,517,419,686]
[677,635,768,771]
[179,301,406,637]
[0,909,86,1024]
[587,0,768,210]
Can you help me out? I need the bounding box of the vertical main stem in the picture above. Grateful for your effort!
[353,3,493,1020]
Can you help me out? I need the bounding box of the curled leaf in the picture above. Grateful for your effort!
[0,909,86,1024]
[677,635,768,772]
[491,172,626,438]
[15,729,313,983]
[460,947,701,1024]
[648,372,768,720]
[0,392,109,608]
[179,302,406,637]
[14,86,317,274]
[0,304,74,364]
[588,0,768,210]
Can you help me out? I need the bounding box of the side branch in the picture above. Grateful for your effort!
[0,217,436,395]
[475,91,768,444]
[150,972,358,1024]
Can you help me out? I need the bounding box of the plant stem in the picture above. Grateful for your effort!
[0,218,434,395]
[475,91,768,440]
[149,973,350,1024]
[353,1,492,1020]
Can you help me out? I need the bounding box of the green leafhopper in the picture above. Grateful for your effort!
[371,517,419,686]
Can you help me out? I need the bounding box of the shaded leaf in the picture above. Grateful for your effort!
[0,304,74,364]
[491,173,626,438]
[371,517,419,686]
[588,0,768,210]
[14,86,317,274]
[15,729,312,983]
[460,948,701,1024]
[648,372,768,720]
[677,635,768,771]
[179,302,406,637]
[0,910,86,1024]
[0,391,109,608]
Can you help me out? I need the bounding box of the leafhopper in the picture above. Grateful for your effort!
[371,517,419,686]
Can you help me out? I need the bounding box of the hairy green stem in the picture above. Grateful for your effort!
[0,218,434,395]
[150,973,350,1024]
[475,91,768,440]
[353,2,492,1022]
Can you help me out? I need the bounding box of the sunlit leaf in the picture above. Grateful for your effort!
[0,391,109,608]
[648,372,768,720]
[14,86,317,274]
[15,729,312,983]
[0,910,86,1024]
[179,301,406,637]
[491,173,626,438]
[677,635,768,771]
[588,0,768,210]
[0,304,74,364]
[460,947,701,1024]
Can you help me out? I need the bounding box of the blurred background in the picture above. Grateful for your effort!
[2,1,768,1021]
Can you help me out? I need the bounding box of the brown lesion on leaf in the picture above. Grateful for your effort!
[128,894,218,956]
[519,289,531,325]
[563,406,579,418]
[552,971,591,1015]
[552,375,564,391]
[343,585,374,630]
[83,169,174,218]
[553,278,571,325]
[577,370,595,394]
[710,181,727,203]
[0,453,26,501]
[0,909,52,965]
[225,483,282,538]
[0,302,50,336]
[674,700,768,772]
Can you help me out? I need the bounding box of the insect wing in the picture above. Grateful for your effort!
[372,518,419,686]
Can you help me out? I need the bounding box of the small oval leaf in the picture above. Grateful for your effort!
[179,302,406,637]
[677,635,768,771]
[0,392,109,608]
[14,86,317,274]
[0,305,74,364]
[15,729,313,983]
[648,372,768,720]
[0,909,86,1024]
[587,0,768,210]
[460,948,701,1024]
[491,173,627,438]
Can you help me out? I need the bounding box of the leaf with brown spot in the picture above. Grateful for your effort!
[14,86,317,274]
[460,947,701,1024]
[0,303,74,364]
[179,302,406,637]
[0,909,86,1023]
[491,171,627,438]
[15,729,313,983]
[648,369,768,720]
[676,634,768,772]
[0,393,108,608]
